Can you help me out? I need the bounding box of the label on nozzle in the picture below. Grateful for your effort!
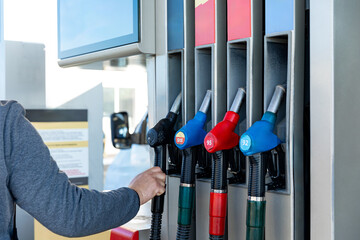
[240,135,251,151]
[204,134,215,150]
[175,132,186,145]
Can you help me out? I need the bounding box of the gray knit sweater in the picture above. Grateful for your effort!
[0,101,140,239]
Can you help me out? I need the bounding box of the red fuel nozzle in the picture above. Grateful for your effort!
[204,111,240,153]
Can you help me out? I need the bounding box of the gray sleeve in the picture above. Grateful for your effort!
[5,103,140,237]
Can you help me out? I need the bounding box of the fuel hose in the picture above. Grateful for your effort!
[147,93,182,240]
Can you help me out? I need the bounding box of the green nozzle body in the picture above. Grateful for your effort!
[178,186,195,226]
[246,200,266,240]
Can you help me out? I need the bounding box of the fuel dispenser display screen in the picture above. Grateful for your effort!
[58,0,139,59]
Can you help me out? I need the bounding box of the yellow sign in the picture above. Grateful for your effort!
[195,0,210,8]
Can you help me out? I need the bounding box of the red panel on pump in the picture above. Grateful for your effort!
[110,227,139,240]
[228,0,251,41]
[195,0,215,46]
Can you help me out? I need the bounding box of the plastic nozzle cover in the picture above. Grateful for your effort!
[204,111,240,153]
[239,112,281,156]
[174,112,207,150]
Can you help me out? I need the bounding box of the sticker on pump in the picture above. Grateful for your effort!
[175,132,186,145]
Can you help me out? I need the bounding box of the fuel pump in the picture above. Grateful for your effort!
[174,90,212,240]
[204,88,246,240]
[239,85,286,240]
[146,93,182,240]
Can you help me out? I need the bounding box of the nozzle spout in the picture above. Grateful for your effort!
[170,92,182,114]
[199,90,212,114]
[267,85,286,114]
[230,88,246,113]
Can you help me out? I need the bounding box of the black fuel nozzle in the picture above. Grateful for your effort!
[148,93,181,240]
[147,93,182,148]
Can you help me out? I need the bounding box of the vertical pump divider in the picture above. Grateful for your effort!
[195,0,228,239]
[226,0,264,239]
[167,0,196,238]
[262,0,305,239]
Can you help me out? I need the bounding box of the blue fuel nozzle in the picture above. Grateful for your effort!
[239,111,282,156]
[174,111,207,150]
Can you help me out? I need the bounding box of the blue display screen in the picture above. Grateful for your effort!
[58,0,139,59]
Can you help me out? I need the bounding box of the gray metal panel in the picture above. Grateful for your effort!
[154,1,170,239]
[227,40,247,136]
[168,51,183,112]
[333,1,360,239]
[58,0,155,68]
[166,3,196,238]
[183,0,195,123]
[310,1,334,239]
[263,0,305,236]
[147,56,157,131]
[263,34,293,240]
[227,185,247,240]
[168,176,181,239]
[249,0,264,126]
[264,30,305,239]
[212,0,227,127]
[16,207,33,240]
[4,41,46,108]
[195,46,212,130]
[293,1,305,238]
[195,180,211,240]
[265,193,292,239]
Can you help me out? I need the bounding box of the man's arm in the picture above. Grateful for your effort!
[4,103,164,237]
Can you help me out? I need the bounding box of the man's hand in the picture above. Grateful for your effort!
[128,167,166,205]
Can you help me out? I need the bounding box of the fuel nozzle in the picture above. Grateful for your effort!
[204,88,246,239]
[204,88,246,153]
[148,92,181,240]
[239,85,286,156]
[174,90,212,240]
[147,93,182,147]
[175,90,212,150]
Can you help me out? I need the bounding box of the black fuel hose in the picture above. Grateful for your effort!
[248,153,266,198]
[149,145,166,240]
[211,151,227,191]
[209,151,228,240]
[246,152,267,240]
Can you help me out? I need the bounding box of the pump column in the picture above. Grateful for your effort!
[226,0,264,238]
[167,0,196,238]
[263,0,305,239]
[194,0,227,239]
